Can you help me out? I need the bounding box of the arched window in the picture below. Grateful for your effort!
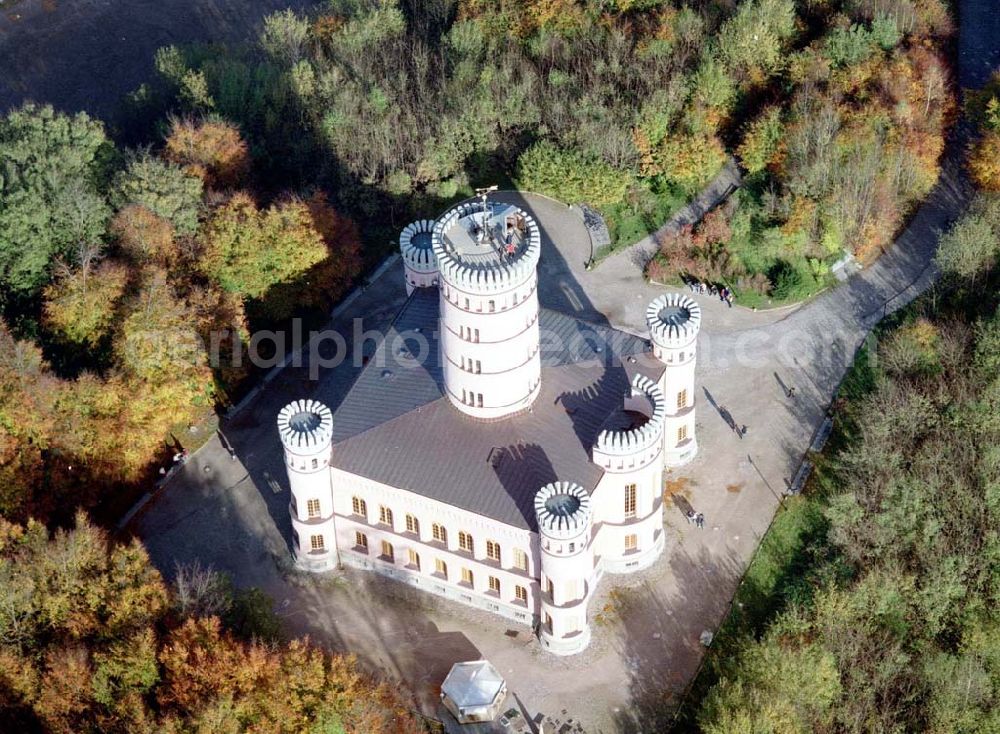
[432,523,448,545]
[458,531,474,554]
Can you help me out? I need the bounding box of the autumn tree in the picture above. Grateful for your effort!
[112,152,203,235]
[0,104,113,293]
[163,117,251,189]
[197,192,329,303]
[110,203,178,265]
[0,514,424,733]
[42,260,130,347]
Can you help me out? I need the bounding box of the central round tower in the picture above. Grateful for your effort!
[433,201,542,420]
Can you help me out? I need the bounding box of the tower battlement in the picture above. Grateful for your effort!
[646,293,702,350]
[400,219,437,275]
[277,399,333,453]
[535,481,591,539]
[593,374,666,459]
[432,202,541,294]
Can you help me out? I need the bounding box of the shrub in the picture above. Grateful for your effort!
[515,141,634,210]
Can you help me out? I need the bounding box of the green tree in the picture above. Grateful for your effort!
[717,0,797,82]
[936,194,1000,282]
[198,193,330,300]
[112,152,203,234]
[0,104,113,293]
[514,141,634,209]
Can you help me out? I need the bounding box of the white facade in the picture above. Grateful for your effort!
[536,482,594,655]
[647,294,702,467]
[433,202,542,420]
[277,399,339,571]
[278,201,706,656]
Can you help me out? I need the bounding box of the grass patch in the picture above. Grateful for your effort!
[601,178,689,255]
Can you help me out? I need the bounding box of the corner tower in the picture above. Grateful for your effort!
[399,219,438,294]
[535,481,594,656]
[277,399,338,571]
[433,201,542,420]
[646,294,701,467]
[592,374,667,572]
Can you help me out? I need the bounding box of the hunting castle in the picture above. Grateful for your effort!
[278,201,701,655]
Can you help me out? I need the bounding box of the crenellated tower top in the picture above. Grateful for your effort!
[535,481,592,540]
[277,399,333,455]
[646,293,701,351]
[593,374,666,459]
[432,201,541,295]
[400,219,437,274]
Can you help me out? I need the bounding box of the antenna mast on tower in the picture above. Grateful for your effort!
[474,185,498,244]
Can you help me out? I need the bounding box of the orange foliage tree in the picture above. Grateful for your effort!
[0,513,423,734]
[163,117,251,189]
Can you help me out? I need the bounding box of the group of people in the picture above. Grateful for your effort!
[686,509,706,528]
[687,279,735,308]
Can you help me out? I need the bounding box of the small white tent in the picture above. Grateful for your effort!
[440,660,507,724]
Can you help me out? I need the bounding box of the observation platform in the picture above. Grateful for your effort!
[440,203,530,268]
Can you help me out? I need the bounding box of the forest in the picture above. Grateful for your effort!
[677,71,1000,733]
[124,0,952,303]
[0,513,421,732]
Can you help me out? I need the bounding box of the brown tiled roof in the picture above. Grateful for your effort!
[325,289,662,530]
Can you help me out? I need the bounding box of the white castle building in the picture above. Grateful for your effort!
[278,201,702,655]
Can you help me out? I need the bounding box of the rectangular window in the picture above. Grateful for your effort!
[462,388,467,404]
[458,531,474,554]
[515,585,528,603]
[513,548,528,572]
[435,558,448,579]
[352,497,367,518]
[677,389,688,409]
[311,458,318,469]
[381,540,394,561]
[307,498,321,518]
[477,393,483,408]
[461,567,474,586]
[474,328,480,343]
[475,360,481,374]
[625,533,638,551]
[405,514,419,535]
[378,505,393,527]
[488,300,495,312]
[310,535,325,552]
[432,524,447,544]
[678,425,688,442]
[464,297,470,310]
[486,540,501,562]
[488,576,500,593]
[624,484,637,519]
[355,531,368,549]
[407,548,420,570]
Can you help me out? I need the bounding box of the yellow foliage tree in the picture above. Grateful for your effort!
[198,192,329,305]
[42,261,129,347]
[969,131,1000,191]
